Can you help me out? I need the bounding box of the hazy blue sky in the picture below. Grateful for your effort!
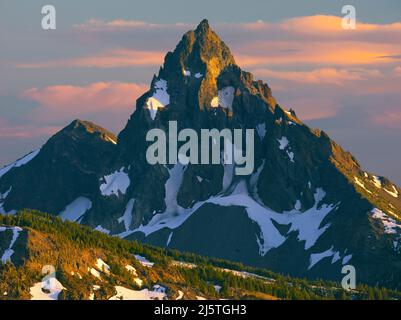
[0,0,401,184]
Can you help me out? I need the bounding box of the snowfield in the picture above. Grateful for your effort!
[371,208,401,234]
[100,167,130,197]
[0,149,40,179]
[59,197,92,222]
[134,254,155,268]
[30,276,65,300]
[109,286,166,300]
[0,226,22,264]
[211,86,235,111]
[122,177,336,257]
[145,79,170,120]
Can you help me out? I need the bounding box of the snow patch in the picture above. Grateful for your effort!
[109,286,166,300]
[0,227,22,264]
[125,265,137,275]
[118,199,135,231]
[308,247,335,270]
[95,258,110,274]
[372,176,382,188]
[100,167,130,197]
[30,276,65,300]
[105,136,117,145]
[277,136,295,162]
[89,268,101,279]
[342,254,352,265]
[166,232,173,246]
[176,290,184,300]
[122,186,334,256]
[145,79,170,120]
[0,149,40,179]
[210,86,235,111]
[59,197,92,222]
[277,137,289,150]
[134,255,154,267]
[354,177,372,194]
[384,185,399,198]
[371,208,401,234]
[94,225,110,235]
[256,123,267,140]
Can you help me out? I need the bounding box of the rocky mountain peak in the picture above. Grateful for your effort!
[62,119,117,144]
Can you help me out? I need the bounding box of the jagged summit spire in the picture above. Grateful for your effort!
[151,19,237,110]
[195,19,211,34]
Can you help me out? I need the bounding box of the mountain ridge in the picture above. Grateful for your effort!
[1,20,400,289]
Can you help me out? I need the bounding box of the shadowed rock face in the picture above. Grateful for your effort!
[1,20,401,289]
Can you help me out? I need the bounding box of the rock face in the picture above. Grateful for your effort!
[1,20,401,288]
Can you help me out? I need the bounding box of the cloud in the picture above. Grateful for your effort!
[20,81,148,133]
[0,117,60,138]
[13,15,401,70]
[371,110,401,129]
[235,41,401,67]
[74,19,191,31]
[251,67,382,85]
[16,49,164,69]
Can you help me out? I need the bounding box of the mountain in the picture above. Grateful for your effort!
[1,20,401,289]
[1,210,400,300]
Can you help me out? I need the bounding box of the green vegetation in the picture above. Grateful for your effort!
[1,210,400,300]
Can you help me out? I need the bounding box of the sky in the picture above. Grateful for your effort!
[0,0,401,184]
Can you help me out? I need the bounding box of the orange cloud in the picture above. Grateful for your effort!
[278,15,401,33]
[235,41,401,67]
[17,49,164,69]
[252,67,382,85]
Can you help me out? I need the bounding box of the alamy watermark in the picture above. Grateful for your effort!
[41,5,56,30]
[146,121,255,176]
[341,5,357,30]
[341,264,356,291]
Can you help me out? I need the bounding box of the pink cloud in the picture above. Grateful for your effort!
[251,67,382,85]
[17,49,164,69]
[74,19,191,31]
[22,82,147,111]
[21,82,148,132]
[0,118,60,139]
[371,110,401,129]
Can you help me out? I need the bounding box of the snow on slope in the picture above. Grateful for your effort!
[0,149,40,179]
[211,86,235,111]
[95,258,110,274]
[277,136,295,163]
[0,226,22,263]
[109,286,166,300]
[118,199,135,231]
[145,79,170,120]
[100,167,130,197]
[122,177,335,256]
[354,177,372,194]
[134,254,154,268]
[30,276,65,300]
[256,123,267,140]
[372,176,382,188]
[384,186,399,198]
[371,208,401,234]
[0,187,15,215]
[59,197,92,222]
